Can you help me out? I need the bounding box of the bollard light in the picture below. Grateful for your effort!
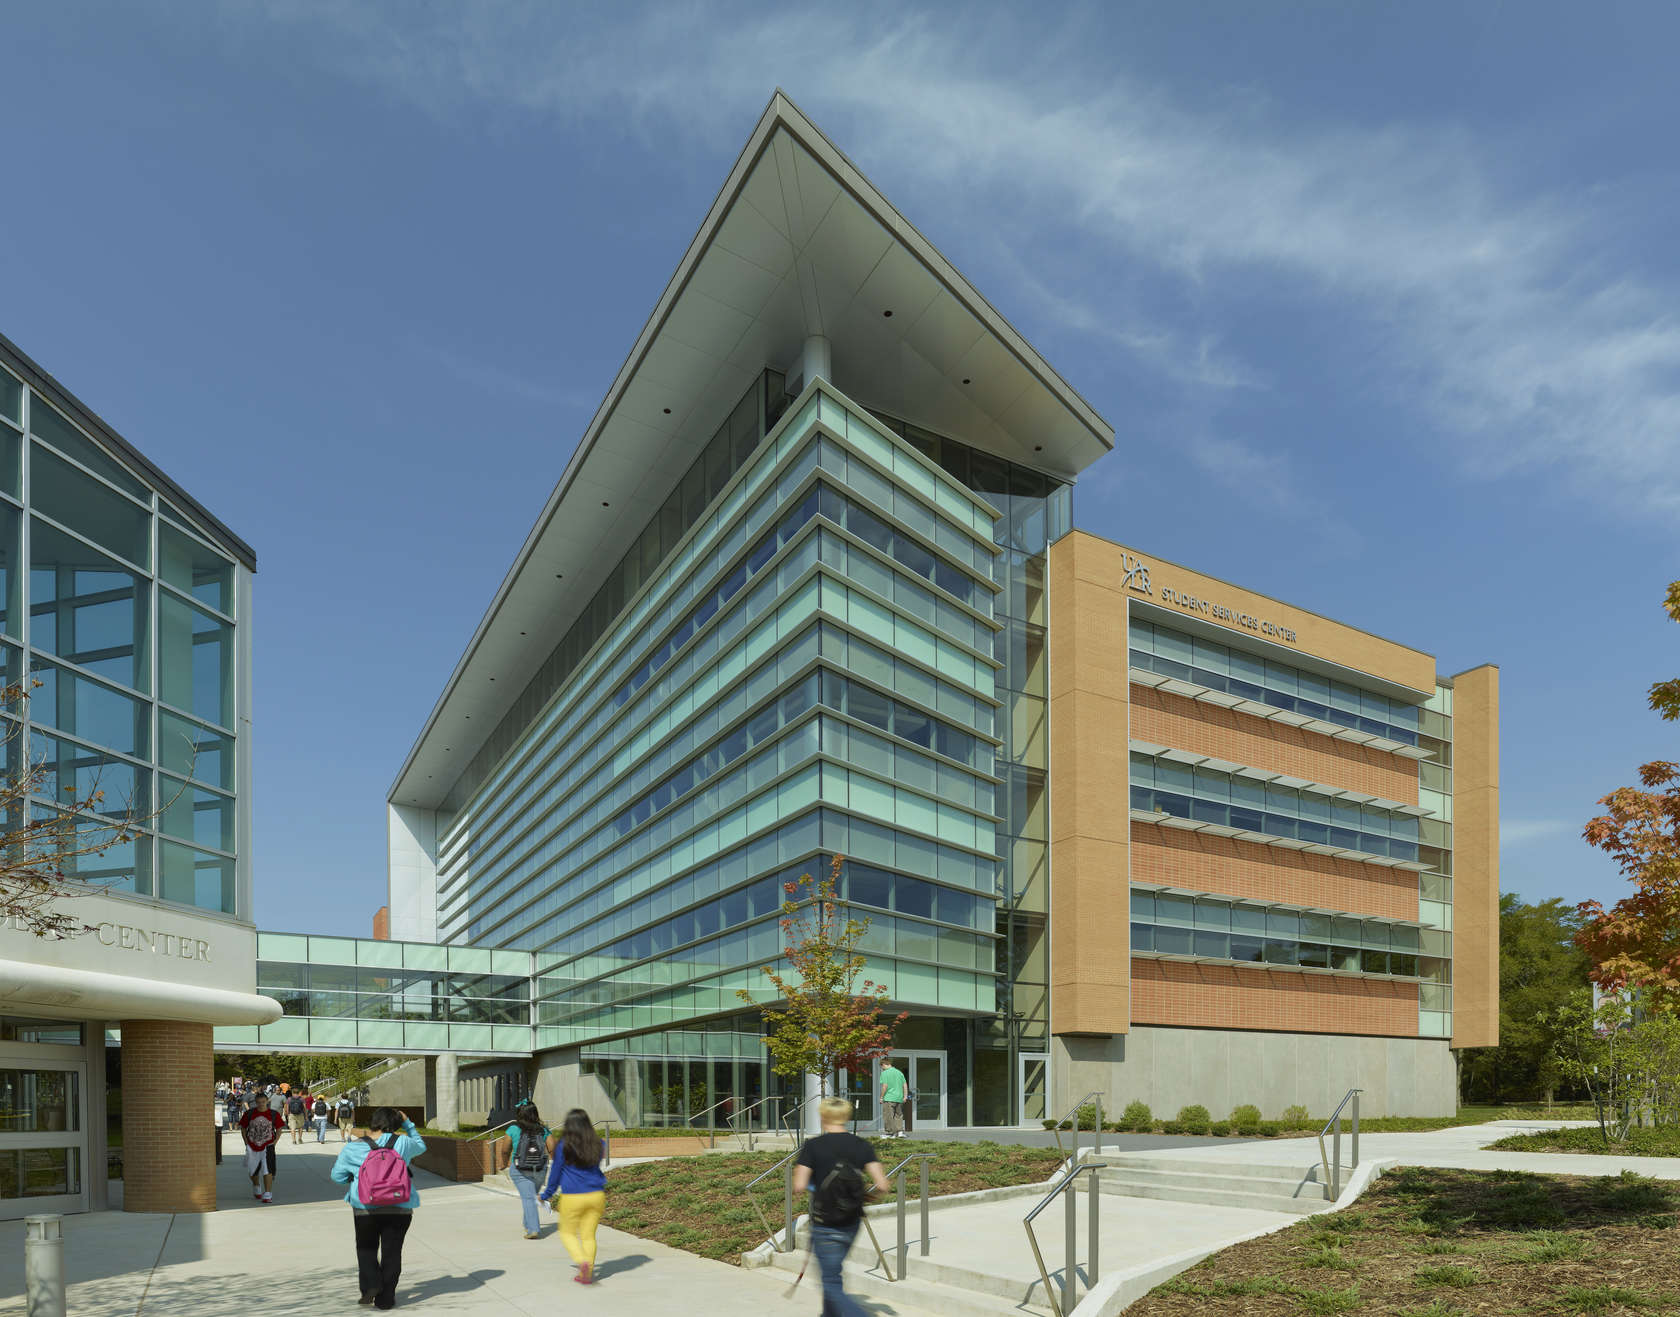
[24,1213,65,1317]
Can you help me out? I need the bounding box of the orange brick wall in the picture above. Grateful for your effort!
[121,1019,215,1212]
[373,906,390,940]
[1130,685,1419,804]
[1132,823,1421,922]
[1131,959,1419,1036]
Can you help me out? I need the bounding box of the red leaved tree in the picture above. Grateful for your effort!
[738,854,906,1095]
[1577,581,1680,1009]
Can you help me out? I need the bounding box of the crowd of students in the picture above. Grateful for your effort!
[210,1077,889,1315]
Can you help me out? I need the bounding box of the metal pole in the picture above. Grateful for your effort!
[1331,1121,1342,1198]
[1351,1093,1360,1170]
[1063,1167,1078,1317]
[1088,1169,1099,1284]
[25,1215,65,1317]
[897,1168,908,1280]
[919,1159,930,1257]
[783,1158,795,1252]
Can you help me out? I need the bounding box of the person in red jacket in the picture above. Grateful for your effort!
[240,1092,282,1203]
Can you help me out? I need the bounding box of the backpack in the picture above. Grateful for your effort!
[313,1099,328,1116]
[338,1098,354,1117]
[513,1127,548,1174]
[357,1135,412,1207]
[288,1095,305,1115]
[810,1157,869,1226]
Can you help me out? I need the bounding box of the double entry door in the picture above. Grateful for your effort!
[876,1051,946,1131]
[0,1051,88,1219]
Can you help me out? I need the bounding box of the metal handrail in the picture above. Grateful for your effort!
[779,1094,822,1144]
[687,1096,740,1148]
[726,1095,778,1151]
[1023,1160,1106,1317]
[880,1152,937,1281]
[1315,1088,1362,1201]
[1050,1091,1106,1164]
[744,1148,803,1252]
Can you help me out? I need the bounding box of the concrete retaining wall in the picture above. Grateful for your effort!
[1054,1025,1455,1119]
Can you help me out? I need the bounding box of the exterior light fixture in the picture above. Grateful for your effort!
[663,407,671,414]
[961,377,971,385]
[882,309,893,317]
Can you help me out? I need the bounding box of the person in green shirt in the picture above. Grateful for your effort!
[879,1060,907,1137]
[504,1100,557,1238]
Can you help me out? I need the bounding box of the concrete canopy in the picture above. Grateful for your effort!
[391,90,1113,810]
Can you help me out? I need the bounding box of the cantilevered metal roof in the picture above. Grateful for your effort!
[390,90,1114,808]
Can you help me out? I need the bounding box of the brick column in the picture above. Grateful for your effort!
[121,1020,216,1213]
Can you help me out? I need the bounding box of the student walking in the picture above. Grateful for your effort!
[312,1095,331,1143]
[287,1090,309,1144]
[878,1060,907,1137]
[330,1106,427,1311]
[538,1109,608,1284]
[793,1097,890,1317]
[337,1094,356,1141]
[504,1099,555,1239]
[239,1092,283,1204]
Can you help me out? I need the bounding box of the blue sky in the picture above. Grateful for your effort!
[8,2,1676,936]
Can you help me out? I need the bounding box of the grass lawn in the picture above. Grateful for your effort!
[601,1137,1066,1263]
[1129,1166,1680,1317]
[1490,1126,1680,1158]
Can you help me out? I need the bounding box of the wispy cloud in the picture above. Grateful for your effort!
[1502,819,1576,847]
[215,2,1680,516]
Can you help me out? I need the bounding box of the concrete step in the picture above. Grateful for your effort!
[1095,1165,1323,1214]
[764,1236,1055,1317]
[1096,1153,1321,1181]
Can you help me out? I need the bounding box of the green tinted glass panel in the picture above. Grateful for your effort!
[28,398,148,499]
[31,446,149,568]
[159,773,235,852]
[30,517,148,693]
[159,523,232,614]
[159,839,235,913]
[29,657,148,757]
[158,709,234,790]
[159,593,232,728]
[0,370,20,425]
[0,426,18,499]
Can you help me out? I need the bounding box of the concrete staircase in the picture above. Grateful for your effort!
[1095,1155,1325,1214]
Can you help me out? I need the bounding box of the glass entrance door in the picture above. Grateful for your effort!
[874,1051,947,1130]
[0,1054,88,1219]
[1018,1051,1049,1125]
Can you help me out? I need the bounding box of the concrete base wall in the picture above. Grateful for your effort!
[530,1048,625,1127]
[1052,1025,1455,1120]
[365,1058,427,1112]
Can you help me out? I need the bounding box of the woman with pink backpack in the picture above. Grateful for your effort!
[330,1106,427,1310]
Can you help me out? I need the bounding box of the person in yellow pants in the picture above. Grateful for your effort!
[539,1109,608,1283]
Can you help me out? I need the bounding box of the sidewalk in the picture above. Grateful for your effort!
[1095,1119,1680,1180]
[0,1130,938,1316]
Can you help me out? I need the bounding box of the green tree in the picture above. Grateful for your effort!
[1461,893,1592,1103]
[738,855,905,1096]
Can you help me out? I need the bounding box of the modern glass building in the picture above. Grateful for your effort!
[387,93,1497,1128]
[0,332,278,1218]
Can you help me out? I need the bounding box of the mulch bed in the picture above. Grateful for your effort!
[1128,1167,1680,1316]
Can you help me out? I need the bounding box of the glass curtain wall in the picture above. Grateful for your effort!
[0,360,241,916]
[1416,683,1454,1036]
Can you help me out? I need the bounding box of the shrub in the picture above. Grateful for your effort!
[1161,1120,1184,1135]
[1121,1100,1153,1131]
[1230,1103,1262,1126]
[1237,1123,1261,1137]
[1258,1120,1283,1136]
[1177,1105,1211,1135]
[1210,1121,1232,1137]
[1073,1102,1101,1130]
[1282,1104,1312,1129]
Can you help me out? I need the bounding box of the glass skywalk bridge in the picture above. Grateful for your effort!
[214,931,535,1056]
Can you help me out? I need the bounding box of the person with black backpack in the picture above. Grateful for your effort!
[287,1089,309,1144]
[337,1093,356,1142]
[792,1097,891,1317]
[502,1099,556,1239]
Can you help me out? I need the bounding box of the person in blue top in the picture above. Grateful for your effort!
[538,1109,608,1284]
[329,1106,426,1310]
[503,1099,557,1239]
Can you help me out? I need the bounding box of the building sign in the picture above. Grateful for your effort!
[0,916,213,962]
[1120,552,1300,645]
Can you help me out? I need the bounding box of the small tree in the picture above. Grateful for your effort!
[1549,993,1639,1143]
[1577,581,1680,1009]
[738,855,906,1099]
[0,679,166,939]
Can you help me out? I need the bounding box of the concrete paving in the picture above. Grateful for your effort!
[1095,1119,1680,1180]
[0,1130,940,1317]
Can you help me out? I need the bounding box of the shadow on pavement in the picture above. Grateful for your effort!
[403,1268,507,1301]
[591,1253,651,1280]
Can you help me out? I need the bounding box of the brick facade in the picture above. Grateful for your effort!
[1131,822,1421,922]
[121,1019,215,1212]
[1130,959,1419,1037]
[1130,685,1419,804]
